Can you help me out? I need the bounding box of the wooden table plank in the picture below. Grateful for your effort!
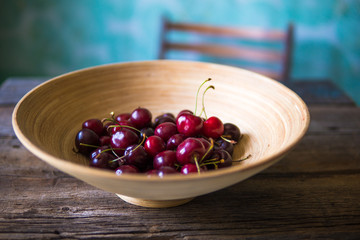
[0,77,49,105]
[0,166,359,239]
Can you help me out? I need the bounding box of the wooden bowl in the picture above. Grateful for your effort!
[12,60,310,208]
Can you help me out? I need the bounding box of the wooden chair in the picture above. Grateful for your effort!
[159,17,294,82]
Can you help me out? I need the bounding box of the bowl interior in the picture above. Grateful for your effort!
[13,60,309,201]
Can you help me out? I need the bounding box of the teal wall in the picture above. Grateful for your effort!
[1,0,359,104]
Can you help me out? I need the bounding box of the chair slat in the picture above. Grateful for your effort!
[167,22,286,41]
[164,42,283,62]
[159,17,294,82]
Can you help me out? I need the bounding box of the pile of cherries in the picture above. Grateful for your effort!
[74,79,243,177]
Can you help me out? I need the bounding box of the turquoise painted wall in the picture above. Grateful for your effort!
[1,0,359,104]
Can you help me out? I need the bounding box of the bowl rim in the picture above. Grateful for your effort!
[12,60,310,182]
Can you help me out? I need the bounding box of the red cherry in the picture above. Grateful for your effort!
[82,119,104,137]
[176,113,203,137]
[153,150,177,170]
[123,145,150,170]
[115,113,131,122]
[203,116,224,139]
[155,122,178,142]
[181,163,198,174]
[166,134,187,150]
[115,165,139,175]
[89,152,117,169]
[110,128,139,156]
[130,107,152,129]
[176,137,205,165]
[144,135,166,157]
[147,166,178,177]
[176,109,193,122]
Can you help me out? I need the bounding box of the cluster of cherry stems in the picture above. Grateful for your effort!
[74,79,246,177]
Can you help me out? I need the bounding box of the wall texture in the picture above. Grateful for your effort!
[0,0,359,104]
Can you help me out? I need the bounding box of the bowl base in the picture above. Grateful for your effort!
[116,194,194,208]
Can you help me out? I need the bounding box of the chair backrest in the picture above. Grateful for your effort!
[159,17,294,82]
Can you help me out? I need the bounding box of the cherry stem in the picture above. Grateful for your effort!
[200,159,225,166]
[101,112,117,123]
[194,78,211,115]
[107,124,142,134]
[200,138,214,162]
[174,163,182,171]
[110,146,121,159]
[233,154,252,162]
[103,112,143,134]
[194,156,201,174]
[79,143,100,149]
[94,148,121,159]
[199,85,215,119]
[220,135,237,144]
[110,134,146,163]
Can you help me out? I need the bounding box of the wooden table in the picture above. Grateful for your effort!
[1,78,359,239]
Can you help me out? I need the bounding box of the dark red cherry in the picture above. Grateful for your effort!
[75,128,100,155]
[115,113,131,122]
[166,134,186,150]
[110,128,139,155]
[99,135,111,146]
[176,137,205,165]
[90,145,110,160]
[146,166,178,177]
[153,150,177,170]
[154,113,176,127]
[82,119,104,137]
[144,135,166,157]
[146,169,159,176]
[203,116,224,139]
[140,127,154,138]
[157,166,178,177]
[123,145,150,170]
[176,113,203,137]
[89,152,117,169]
[210,149,233,168]
[162,113,175,119]
[215,138,234,155]
[115,165,139,175]
[155,122,178,142]
[102,122,112,136]
[197,137,213,160]
[130,107,152,129]
[223,123,241,142]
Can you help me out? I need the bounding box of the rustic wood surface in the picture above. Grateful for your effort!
[0,78,359,239]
